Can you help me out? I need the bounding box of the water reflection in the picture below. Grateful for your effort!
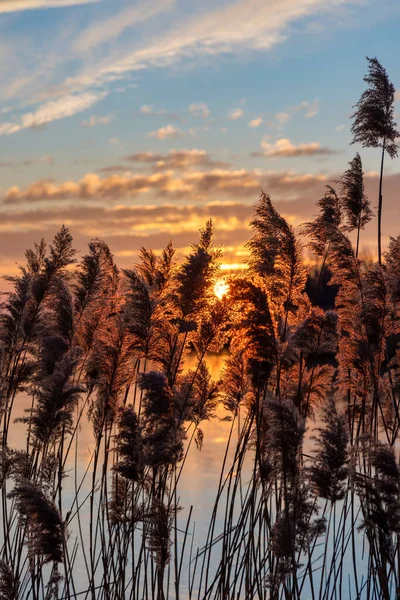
[5,354,367,599]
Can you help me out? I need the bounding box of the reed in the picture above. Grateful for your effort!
[1,56,400,600]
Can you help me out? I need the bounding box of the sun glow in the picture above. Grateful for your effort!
[214,278,229,299]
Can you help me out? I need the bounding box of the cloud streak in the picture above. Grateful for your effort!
[298,99,319,118]
[254,137,337,158]
[0,92,106,135]
[148,124,182,140]
[123,149,229,170]
[0,0,356,134]
[0,155,54,168]
[81,114,113,127]
[0,0,99,13]
[249,118,263,128]
[229,108,244,120]
[65,0,354,99]
[3,167,330,205]
[188,103,210,118]
[74,0,175,53]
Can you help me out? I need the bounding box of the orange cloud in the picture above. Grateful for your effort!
[253,138,337,158]
[148,124,182,140]
[3,167,332,205]
[123,149,229,170]
[249,117,263,128]
[228,108,244,120]
[2,171,400,275]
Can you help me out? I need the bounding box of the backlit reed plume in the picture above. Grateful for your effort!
[310,398,349,502]
[339,152,372,257]
[351,56,398,264]
[10,483,65,564]
[0,560,19,600]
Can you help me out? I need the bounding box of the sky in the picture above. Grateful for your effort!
[0,0,400,274]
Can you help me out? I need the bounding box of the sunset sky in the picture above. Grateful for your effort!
[0,0,399,274]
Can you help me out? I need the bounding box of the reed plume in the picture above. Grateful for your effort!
[310,398,349,502]
[10,483,65,563]
[0,560,19,600]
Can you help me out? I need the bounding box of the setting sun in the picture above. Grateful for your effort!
[214,279,229,299]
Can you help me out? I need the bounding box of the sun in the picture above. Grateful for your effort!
[214,278,229,300]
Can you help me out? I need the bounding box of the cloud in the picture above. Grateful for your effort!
[97,165,131,174]
[85,0,354,94]
[189,103,210,118]
[140,105,167,115]
[139,105,179,120]
[81,114,113,127]
[74,0,175,53]
[3,167,331,206]
[0,0,99,13]
[148,124,182,140]
[268,112,290,130]
[254,137,337,158]
[2,170,400,275]
[0,0,355,134]
[0,202,253,234]
[124,149,229,170]
[4,172,171,204]
[229,108,244,120]
[335,124,345,131]
[0,92,106,135]
[249,117,263,128]
[0,154,54,168]
[298,99,319,118]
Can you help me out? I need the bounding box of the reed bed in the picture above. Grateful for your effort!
[1,56,400,599]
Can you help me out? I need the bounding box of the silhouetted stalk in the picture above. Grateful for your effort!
[378,142,385,265]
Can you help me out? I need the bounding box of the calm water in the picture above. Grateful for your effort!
[5,354,374,599]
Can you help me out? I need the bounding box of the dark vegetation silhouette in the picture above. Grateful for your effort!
[0,56,399,599]
[351,56,398,265]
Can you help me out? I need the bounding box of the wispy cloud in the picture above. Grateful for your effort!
[53,0,361,118]
[81,114,113,127]
[124,149,229,170]
[254,137,336,157]
[0,154,54,167]
[148,124,182,140]
[0,0,356,132]
[249,117,263,128]
[89,0,353,89]
[0,92,106,135]
[189,103,210,118]
[141,105,165,115]
[297,98,319,118]
[0,0,99,13]
[139,105,179,120]
[73,0,175,53]
[268,112,290,130]
[229,108,243,120]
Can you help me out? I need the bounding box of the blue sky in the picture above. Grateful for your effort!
[0,0,399,272]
